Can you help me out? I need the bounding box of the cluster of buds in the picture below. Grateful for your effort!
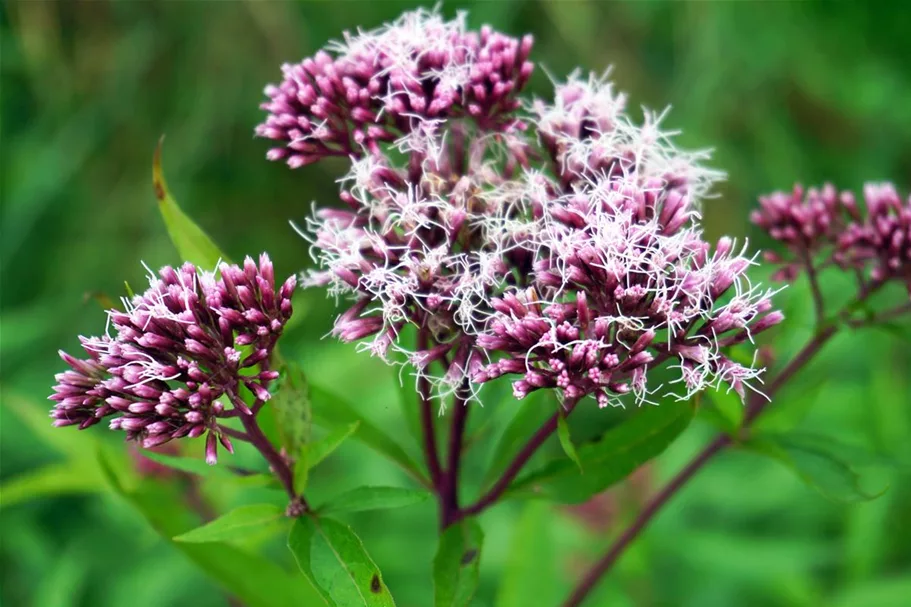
[49,255,296,463]
[256,7,533,168]
[754,182,911,295]
[260,8,782,407]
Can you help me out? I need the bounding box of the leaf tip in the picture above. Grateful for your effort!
[153,135,168,202]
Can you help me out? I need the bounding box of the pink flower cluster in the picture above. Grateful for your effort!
[49,255,295,463]
[263,9,781,407]
[300,124,534,399]
[256,8,533,168]
[754,182,911,295]
[471,75,781,406]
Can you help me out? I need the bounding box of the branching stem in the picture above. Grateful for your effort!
[561,278,901,607]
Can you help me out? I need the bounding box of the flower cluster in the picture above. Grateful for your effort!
[300,123,534,400]
[754,182,911,295]
[472,76,781,406]
[257,7,534,167]
[263,8,781,408]
[49,255,295,463]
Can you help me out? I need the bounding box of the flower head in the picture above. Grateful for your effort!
[755,182,911,295]
[256,7,534,167]
[837,183,911,295]
[278,10,780,409]
[50,254,295,463]
[300,124,533,400]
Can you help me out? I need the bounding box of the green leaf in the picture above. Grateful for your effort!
[0,462,102,509]
[875,321,911,343]
[556,411,583,473]
[496,502,558,607]
[310,383,426,485]
[296,420,361,499]
[288,516,396,606]
[96,448,326,607]
[753,372,828,433]
[174,504,284,543]
[308,422,361,470]
[153,137,227,268]
[3,390,94,459]
[272,360,313,455]
[138,450,227,477]
[697,386,744,433]
[433,519,484,607]
[319,486,431,515]
[512,400,694,504]
[483,390,555,486]
[744,432,889,502]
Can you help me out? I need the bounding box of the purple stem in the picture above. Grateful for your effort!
[227,392,308,514]
[561,280,898,607]
[216,424,251,442]
[561,434,731,607]
[459,396,580,519]
[801,248,825,325]
[440,387,470,528]
[417,331,445,492]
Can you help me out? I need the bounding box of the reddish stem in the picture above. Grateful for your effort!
[441,388,470,528]
[459,396,580,519]
[228,392,308,514]
[417,330,445,492]
[562,435,730,607]
[561,280,896,607]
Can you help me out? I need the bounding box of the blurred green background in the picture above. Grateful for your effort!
[2,1,910,606]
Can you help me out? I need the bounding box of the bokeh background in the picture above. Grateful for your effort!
[2,1,910,606]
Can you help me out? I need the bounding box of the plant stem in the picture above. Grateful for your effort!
[418,372,444,491]
[441,388,470,528]
[560,333,828,606]
[561,280,898,607]
[417,330,445,492]
[228,392,308,514]
[561,434,730,607]
[460,396,580,519]
[801,249,826,326]
[216,424,251,442]
[743,326,836,424]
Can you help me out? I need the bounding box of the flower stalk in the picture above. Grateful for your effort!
[563,179,911,604]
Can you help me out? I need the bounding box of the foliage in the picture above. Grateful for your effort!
[2,2,910,607]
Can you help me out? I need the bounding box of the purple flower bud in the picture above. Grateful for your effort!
[205,431,218,465]
[49,255,294,463]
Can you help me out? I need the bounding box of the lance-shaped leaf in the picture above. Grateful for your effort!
[97,448,325,607]
[0,462,103,510]
[272,360,312,455]
[309,383,426,485]
[153,137,227,268]
[433,519,484,607]
[743,432,892,502]
[511,400,694,504]
[483,390,554,485]
[295,422,361,494]
[696,386,744,434]
[556,411,583,473]
[174,504,284,543]
[288,516,396,606]
[319,486,431,515]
